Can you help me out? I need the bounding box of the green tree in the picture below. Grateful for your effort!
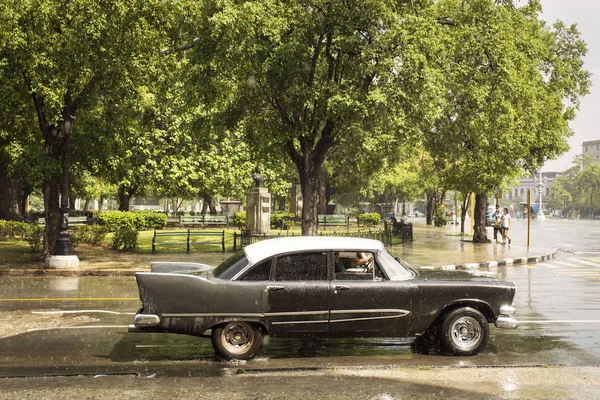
[546,177,572,217]
[576,164,600,219]
[186,0,444,235]
[425,0,591,241]
[0,0,173,253]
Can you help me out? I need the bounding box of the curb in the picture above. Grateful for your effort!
[419,250,557,271]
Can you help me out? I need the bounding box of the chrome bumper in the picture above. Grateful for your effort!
[494,305,519,329]
[128,314,160,332]
[495,315,519,329]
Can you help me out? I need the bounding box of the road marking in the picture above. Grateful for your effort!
[32,310,136,315]
[553,260,587,268]
[530,262,557,268]
[0,298,139,301]
[567,258,600,268]
[520,320,600,324]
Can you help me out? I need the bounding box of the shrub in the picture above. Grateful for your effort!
[233,211,246,230]
[97,211,165,232]
[271,212,295,229]
[111,225,139,251]
[0,220,29,238]
[434,206,448,227]
[189,211,196,216]
[23,224,44,252]
[70,225,110,246]
[357,213,380,227]
[142,211,167,230]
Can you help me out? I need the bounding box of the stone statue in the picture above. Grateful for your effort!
[252,165,264,188]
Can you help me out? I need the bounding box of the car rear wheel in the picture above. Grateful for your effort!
[211,321,263,360]
[441,307,488,356]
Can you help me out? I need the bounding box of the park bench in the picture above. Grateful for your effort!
[317,214,349,230]
[37,216,89,226]
[152,230,225,253]
[179,215,229,228]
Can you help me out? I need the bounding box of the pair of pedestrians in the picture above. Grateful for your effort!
[492,205,511,245]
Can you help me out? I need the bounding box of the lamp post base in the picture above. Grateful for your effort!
[45,255,80,270]
[537,210,545,220]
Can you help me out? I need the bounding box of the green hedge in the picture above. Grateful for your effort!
[233,211,246,230]
[0,220,44,251]
[357,212,381,227]
[0,220,28,237]
[271,212,295,228]
[97,211,167,232]
[434,206,448,227]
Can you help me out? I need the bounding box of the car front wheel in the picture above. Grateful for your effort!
[441,307,489,356]
[211,321,263,360]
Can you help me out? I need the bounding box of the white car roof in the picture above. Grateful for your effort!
[243,236,385,265]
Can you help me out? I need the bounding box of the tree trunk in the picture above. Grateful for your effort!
[43,181,61,256]
[317,173,327,215]
[425,192,435,225]
[300,171,319,235]
[0,155,21,220]
[201,194,217,215]
[472,191,488,242]
[98,195,105,212]
[117,185,137,211]
[460,192,470,234]
[18,183,32,219]
[83,199,90,212]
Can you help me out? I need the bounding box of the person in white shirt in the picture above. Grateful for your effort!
[501,207,512,245]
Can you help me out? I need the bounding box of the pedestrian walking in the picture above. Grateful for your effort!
[501,207,512,245]
[492,205,502,243]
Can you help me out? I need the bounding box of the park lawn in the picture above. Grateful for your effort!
[1,223,400,267]
[0,239,42,266]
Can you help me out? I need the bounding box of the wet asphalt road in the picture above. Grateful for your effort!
[1,220,600,379]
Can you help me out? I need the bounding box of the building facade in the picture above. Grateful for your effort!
[582,140,600,163]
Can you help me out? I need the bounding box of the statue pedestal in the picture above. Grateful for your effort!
[246,187,271,235]
[45,255,80,270]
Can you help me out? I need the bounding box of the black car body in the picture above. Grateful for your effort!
[130,236,518,359]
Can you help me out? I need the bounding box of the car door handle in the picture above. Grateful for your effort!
[266,285,285,291]
[335,285,350,291]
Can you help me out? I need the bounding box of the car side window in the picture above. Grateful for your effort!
[274,252,327,281]
[240,259,272,281]
[334,251,384,281]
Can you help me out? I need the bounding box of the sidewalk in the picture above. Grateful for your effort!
[0,220,557,276]
[393,221,556,270]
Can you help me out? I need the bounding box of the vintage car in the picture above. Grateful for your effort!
[129,236,518,360]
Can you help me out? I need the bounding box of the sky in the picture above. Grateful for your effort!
[540,0,600,172]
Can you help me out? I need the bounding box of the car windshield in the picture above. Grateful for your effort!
[378,249,414,280]
[211,250,249,280]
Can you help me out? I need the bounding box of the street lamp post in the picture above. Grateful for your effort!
[46,116,80,269]
[533,170,548,221]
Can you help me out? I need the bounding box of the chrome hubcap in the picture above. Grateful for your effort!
[450,316,482,350]
[222,322,254,355]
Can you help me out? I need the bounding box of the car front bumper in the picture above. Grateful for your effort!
[494,315,519,329]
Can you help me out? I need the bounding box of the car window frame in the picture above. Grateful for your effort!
[238,258,273,281]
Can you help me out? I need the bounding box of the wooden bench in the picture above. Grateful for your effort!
[318,214,348,230]
[152,230,225,253]
[37,216,88,226]
[179,215,229,228]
